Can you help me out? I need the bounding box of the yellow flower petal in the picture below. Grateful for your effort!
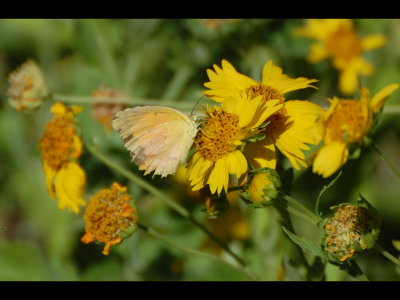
[228,150,248,178]
[204,60,257,102]
[50,102,67,117]
[54,162,86,214]
[370,84,400,113]
[42,160,56,199]
[307,42,329,63]
[207,157,229,195]
[278,145,308,170]
[361,34,386,51]
[261,60,318,94]
[312,142,349,178]
[339,67,358,96]
[261,60,283,87]
[244,135,276,169]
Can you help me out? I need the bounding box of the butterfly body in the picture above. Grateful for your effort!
[112,106,198,177]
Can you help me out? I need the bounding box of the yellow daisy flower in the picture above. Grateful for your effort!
[294,19,386,96]
[204,59,322,170]
[39,101,86,213]
[81,182,138,255]
[187,91,283,195]
[312,84,399,178]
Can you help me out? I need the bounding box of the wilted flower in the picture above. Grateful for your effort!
[323,201,380,262]
[7,60,48,111]
[91,86,127,133]
[39,102,86,213]
[81,182,138,255]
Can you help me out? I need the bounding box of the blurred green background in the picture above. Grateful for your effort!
[0,19,400,281]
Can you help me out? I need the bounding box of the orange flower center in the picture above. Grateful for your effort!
[325,100,370,144]
[326,28,362,61]
[196,107,240,161]
[245,84,286,107]
[39,116,80,170]
[81,183,138,255]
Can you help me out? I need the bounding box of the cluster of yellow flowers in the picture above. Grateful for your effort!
[186,58,398,197]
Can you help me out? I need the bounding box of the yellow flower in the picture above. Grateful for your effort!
[39,102,86,213]
[204,59,322,170]
[187,91,283,195]
[312,84,399,178]
[7,60,48,111]
[81,183,138,255]
[91,86,127,133]
[294,19,386,95]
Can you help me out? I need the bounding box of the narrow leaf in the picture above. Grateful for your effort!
[282,226,328,261]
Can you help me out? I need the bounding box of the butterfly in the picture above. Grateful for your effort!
[112,106,198,177]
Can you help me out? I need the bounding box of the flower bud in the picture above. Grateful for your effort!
[7,60,48,111]
[240,168,281,208]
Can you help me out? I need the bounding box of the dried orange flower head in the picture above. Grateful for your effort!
[323,203,379,262]
[7,60,48,111]
[81,183,138,255]
[91,86,128,133]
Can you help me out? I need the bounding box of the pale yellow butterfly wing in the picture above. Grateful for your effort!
[112,106,197,177]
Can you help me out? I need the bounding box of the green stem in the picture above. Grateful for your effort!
[372,143,400,180]
[51,93,200,112]
[85,143,246,268]
[227,186,244,193]
[374,243,400,266]
[138,223,258,280]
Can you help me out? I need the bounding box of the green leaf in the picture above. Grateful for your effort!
[0,241,51,280]
[392,240,400,252]
[282,226,329,261]
[243,132,266,143]
[315,171,342,215]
